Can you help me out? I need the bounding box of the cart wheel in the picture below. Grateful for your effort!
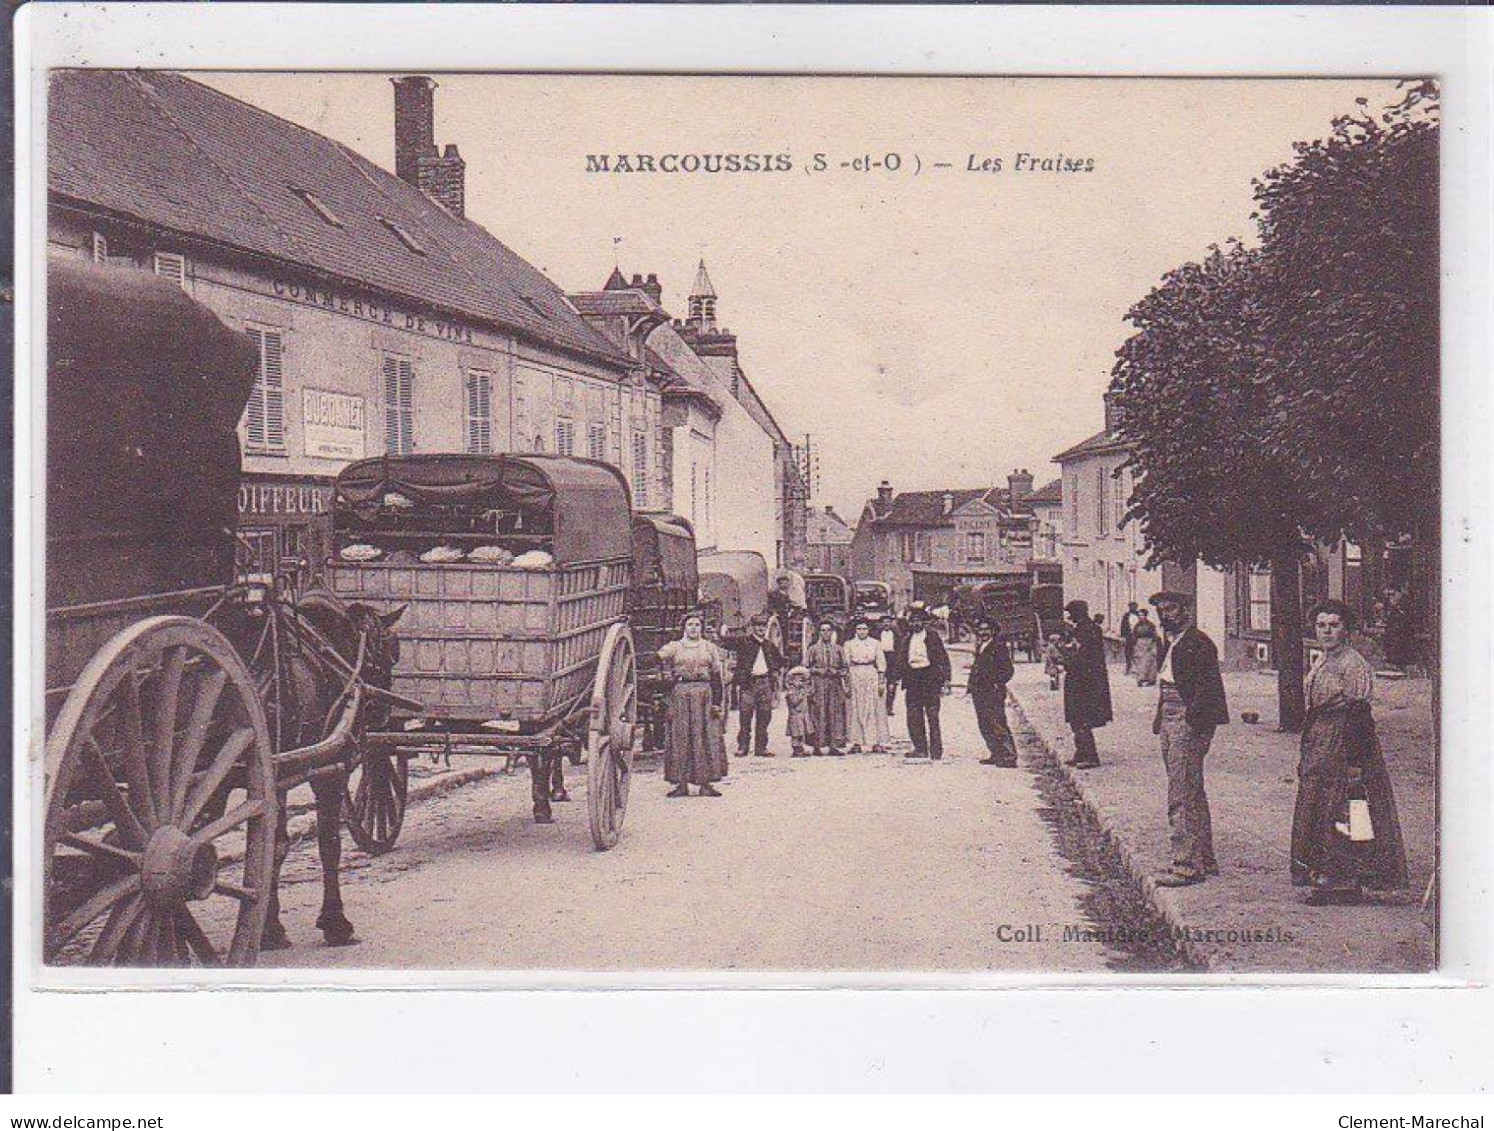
[343,749,409,855]
[587,623,637,851]
[44,616,275,967]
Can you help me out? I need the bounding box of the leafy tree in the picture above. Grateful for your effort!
[1109,242,1309,729]
[1254,82,1440,665]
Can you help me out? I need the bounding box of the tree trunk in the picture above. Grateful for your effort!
[1271,551,1306,732]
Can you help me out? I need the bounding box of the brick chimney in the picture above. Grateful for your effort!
[1103,391,1122,436]
[942,491,955,515]
[641,273,663,305]
[392,76,466,216]
[1008,468,1034,500]
[877,481,894,509]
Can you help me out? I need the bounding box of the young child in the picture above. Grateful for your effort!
[1043,634,1065,691]
[784,666,813,758]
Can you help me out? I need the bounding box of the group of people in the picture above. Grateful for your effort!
[652,598,1033,798]
[1042,591,1408,904]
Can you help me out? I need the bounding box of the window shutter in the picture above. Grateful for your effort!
[246,329,267,449]
[92,232,109,264]
[385,356,414,456]
[154,252,186,288]
[588,422,606,462]
[262,331,285,449]
[631,431,648,508]
[465,370,492,454]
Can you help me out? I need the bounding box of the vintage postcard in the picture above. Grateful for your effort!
[29,65,1447,982]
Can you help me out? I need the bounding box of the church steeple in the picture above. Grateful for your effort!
[688,259,718,331]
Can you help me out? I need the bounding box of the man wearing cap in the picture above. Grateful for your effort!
[968,619,1018,767]
[895,603,952,760]
[732,615,785,758]
[1060,599,1112,767]
[1149,590,1230,886]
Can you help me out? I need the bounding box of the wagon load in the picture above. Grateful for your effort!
[328,454,638,850]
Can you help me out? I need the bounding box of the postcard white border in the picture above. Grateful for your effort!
[13,2,1493,1092]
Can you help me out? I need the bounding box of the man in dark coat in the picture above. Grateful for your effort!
[1060,599,1112,768]
[732,615,785,757]
[968,619,1018,766]
[1119,601,1140,674]
[1149,590,1230,886]
[896,603,952,760]
[881,614,905,716]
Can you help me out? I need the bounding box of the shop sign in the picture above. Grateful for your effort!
[302,388,366,459]
[238,481,332,519]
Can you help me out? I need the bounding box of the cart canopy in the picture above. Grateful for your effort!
[46,254,258,609]
[334,453,632,565]
[698,550,770,631]
[631,514,698,592]
[805,573,850,613]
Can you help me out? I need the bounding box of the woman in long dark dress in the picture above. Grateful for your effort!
[657,613,726,798]
[1290,600,1409,903]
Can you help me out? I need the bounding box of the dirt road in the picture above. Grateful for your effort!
[266,660,1133,972]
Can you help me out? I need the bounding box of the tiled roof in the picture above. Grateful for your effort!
[1053,427,1130,463]
[569,289,663,318]
[1025,478,1063,505]
[49,69,630,370]
[862,485,1041,527]
[806,508,854,544]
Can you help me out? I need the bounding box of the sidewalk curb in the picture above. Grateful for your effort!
[1007,688,1217,971]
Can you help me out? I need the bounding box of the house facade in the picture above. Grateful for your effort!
[804,506,854,577]
[850,472,1041,610]
[48,70,652,587]
[570,268,780,562]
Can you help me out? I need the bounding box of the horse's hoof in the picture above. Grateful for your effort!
[261,925,293,951]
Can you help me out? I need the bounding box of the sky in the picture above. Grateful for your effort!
[198,73,1402,518]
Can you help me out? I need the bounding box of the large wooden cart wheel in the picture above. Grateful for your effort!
[43,617,275,967]
[587,623,637,851]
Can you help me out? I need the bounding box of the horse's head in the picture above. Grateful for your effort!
[349,602,405,675]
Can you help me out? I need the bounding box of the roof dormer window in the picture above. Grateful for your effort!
[291,187,345,229]
[378,216,426,256]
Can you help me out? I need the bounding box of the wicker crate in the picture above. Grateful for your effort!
[328,557,630,724]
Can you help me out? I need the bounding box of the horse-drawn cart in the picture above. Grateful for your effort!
[327,453,639,851]
[43,257,402,968]
[628,514,700,756]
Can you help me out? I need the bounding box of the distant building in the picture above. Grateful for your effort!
[675,263,809,569]
[1026,478,1064,567]
[570,268,779,561]
[850,472,1041,610]
[805,505,854,577]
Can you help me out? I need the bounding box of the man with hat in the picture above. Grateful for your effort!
[1060,599,1112,767]
[1149,589,1230,886]
[968,617,1018,767]
[731,614,785,758]
[895,602,952,760]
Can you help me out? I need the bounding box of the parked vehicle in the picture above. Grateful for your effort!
[43,256,401,968]
[328,452,638,851]
[805,572,852,637]
[629,514,701,756]
[851,580,895,620]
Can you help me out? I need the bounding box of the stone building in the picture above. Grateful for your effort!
[850,472,1041,610]
[47,70,656,586]
[570,268,779,562]
[804,506,854,577]
[675,263,809,569]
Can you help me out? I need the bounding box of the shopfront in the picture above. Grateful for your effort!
[236,474,335,589]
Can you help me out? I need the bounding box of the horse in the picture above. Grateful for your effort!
[210,588,403,952]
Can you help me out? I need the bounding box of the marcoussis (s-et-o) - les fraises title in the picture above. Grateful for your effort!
[583,151,1096,174]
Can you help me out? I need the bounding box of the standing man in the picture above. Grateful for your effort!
[881,614,904,716]
[969,618,1018,767]
[1060,599,1112,768]
[897,603,952,760]
[1149,590,1230,887]
[1120,601,1140,675]
[732,615,784,758]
